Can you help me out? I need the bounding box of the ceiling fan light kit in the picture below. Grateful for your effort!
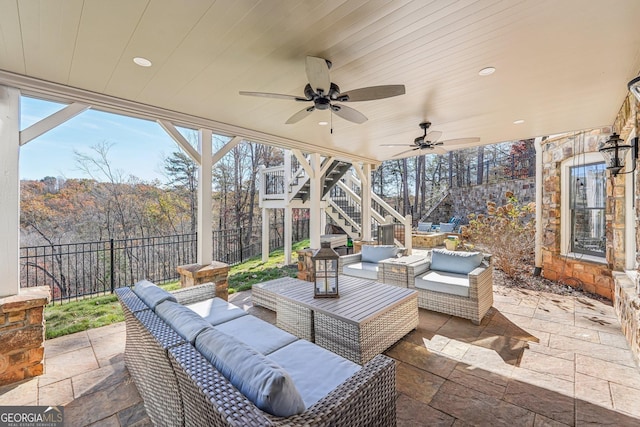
[240,56,405,124]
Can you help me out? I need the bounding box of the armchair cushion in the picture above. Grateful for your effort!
[132,280,177,309]
[361,245,400,263]
[195,328,306,417]
[414,271,470,297]
[430,249,483,275]
[342,262,379,280]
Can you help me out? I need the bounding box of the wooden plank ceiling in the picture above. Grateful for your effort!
[1,0,640,163]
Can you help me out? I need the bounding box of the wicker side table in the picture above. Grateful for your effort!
[379,254,430,287]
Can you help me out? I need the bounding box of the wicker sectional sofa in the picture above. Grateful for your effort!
[115,281,396,427]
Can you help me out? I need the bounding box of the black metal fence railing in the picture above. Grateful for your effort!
[20,219,309,304]
[20,233,197,304]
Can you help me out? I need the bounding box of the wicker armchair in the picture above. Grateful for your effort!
[408,256,493,325]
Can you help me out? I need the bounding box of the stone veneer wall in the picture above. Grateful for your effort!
[0,286,50,386]
[540,128,617,299]
[449,177,536,222]
[614,272,640,365]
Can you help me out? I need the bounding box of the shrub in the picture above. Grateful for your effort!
[462,192,535,278]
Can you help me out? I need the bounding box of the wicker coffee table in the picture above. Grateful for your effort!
[252,276,418,364]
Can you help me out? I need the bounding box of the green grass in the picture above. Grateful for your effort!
[228,239,309,292]
[44,281,180,339]
[44,240,310,339]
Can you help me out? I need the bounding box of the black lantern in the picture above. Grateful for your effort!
[598,132,638,176]
[312,242,339,298]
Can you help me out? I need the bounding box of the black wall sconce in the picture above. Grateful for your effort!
[598,133,638,176]
[598,76,640,176]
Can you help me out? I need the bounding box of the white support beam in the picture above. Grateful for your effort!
[292,149,313,178]
[20,102,89,146]
[284,206,292,265]
[534,136,543,273]
[309,153,322,249]
[262,208,270,263]
[0,85,20,297]
[360,163,372,241]
[212,136,242,165]
[319,156,335,178]
[198,128,213,265]
[157,119,201,164]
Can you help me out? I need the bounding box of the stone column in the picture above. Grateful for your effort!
[297,249,315,282]
[176,262,229,300]
[0,286,50,386]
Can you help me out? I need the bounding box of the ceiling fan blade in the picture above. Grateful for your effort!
[239,91,305,101]
[286,106,315,124]
[305,56,331,93]
[430,147,448,155]
[392,148,420,158]
[380,144,413,147]
[333,104,367,124]
[341,85,406,102]
[440,137,481,146]
[426,130,443,143]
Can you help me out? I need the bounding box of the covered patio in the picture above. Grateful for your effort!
[2,1,640,425]
[1,283,639,426]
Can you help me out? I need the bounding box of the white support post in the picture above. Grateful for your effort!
[404,214,413,254]
[360,163,372,241]
[262,208,270,262]
[198,129,213,265]
[284,206,292,264]
[534,136,543,274]
[309,153,321,249]
[0,85,20,297]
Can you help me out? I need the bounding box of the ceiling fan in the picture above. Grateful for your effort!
[239,56,405,124]
[382,122,480,157]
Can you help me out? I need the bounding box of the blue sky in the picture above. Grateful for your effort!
[19,96,195,182]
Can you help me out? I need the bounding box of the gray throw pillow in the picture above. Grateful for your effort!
[155,300,212,343]
[195,328,306,417]
[361,245,399,263]
[132,280,177,309]
[430,249,483,275]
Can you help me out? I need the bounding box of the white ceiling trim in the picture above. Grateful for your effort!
[0,70,380,165]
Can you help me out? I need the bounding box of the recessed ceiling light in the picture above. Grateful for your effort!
[513,119,525,124]
[478,67,496,76]
[133,57,152,67]
[318,121,329,126]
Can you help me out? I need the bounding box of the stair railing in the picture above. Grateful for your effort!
[341,173,412,251]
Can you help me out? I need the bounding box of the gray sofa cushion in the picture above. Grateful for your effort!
[215,314,298,355]
[195,328,306,417]
[415,270,470,297]
[360,245,399,263]
[430,249,483,275]
[186,297,247,325]
[342,262,378,280]
[268,339,360,408]
[155,300,212,343]
[439,223,455,232]
[132,280,177,309]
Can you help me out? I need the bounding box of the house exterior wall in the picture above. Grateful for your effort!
[540,127,617,299]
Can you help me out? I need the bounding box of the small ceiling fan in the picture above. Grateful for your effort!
[240,56,405,124]
[382,122,480,157]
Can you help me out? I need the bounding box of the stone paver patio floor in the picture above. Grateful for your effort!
[1,284,640,426]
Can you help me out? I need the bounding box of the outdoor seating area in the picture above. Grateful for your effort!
[3,282,639,426]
